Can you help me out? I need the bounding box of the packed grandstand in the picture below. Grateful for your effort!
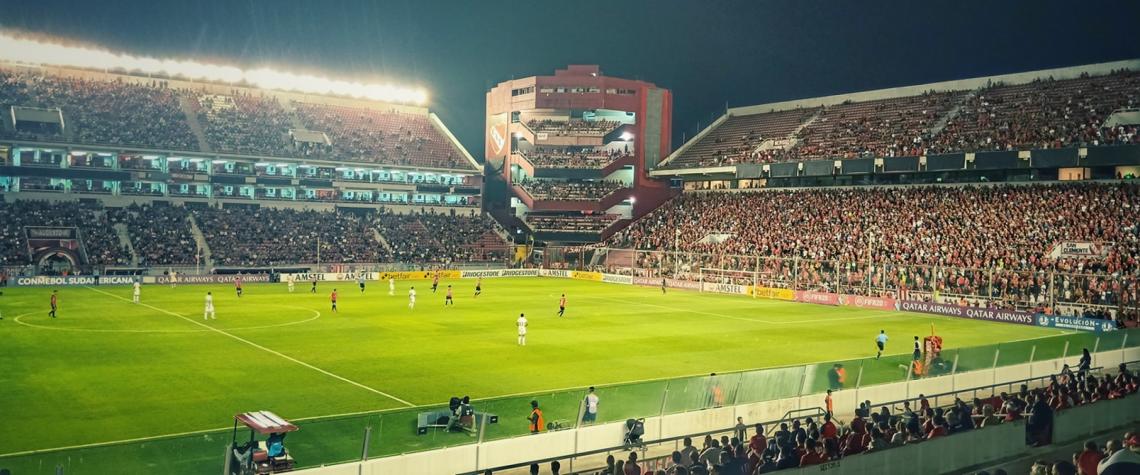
[663,69,1139,169]
[1,39,1139,475]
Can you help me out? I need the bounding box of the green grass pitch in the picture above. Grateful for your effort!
[0,277,1078,474]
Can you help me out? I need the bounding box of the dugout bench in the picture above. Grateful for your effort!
[416,409,498,435]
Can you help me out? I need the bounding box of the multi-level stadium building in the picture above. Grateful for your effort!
[0,62,511,271]
[484,65,674,243]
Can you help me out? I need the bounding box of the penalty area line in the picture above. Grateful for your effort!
[83,286,415,407]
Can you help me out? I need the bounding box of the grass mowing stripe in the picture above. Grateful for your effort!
[83,286,416,407]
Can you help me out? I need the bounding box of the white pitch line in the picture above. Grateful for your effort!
[11,308,322,334]
[84,287,415,407]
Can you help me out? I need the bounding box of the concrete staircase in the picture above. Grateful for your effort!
[371,227,394,254]
[187,214,215,269]
[930,90,976,136]
[178,95,213,153]
[112,223,139,266]
[279,99,309,131]
[762,108,824,152]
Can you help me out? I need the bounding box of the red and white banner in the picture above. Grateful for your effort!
[795,291,897,310]
[796,290,840,306]
[840,294,897,311]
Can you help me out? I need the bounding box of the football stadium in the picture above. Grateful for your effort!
[0,2,1139,474]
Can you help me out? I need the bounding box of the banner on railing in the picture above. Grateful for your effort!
[600,274,633,284]
[1049,241,1107,259]
[540,269,571,278]
[796,290,840,306]
[571,271,603,281]
[701,282,750,295]
[898,300,1037,326]
[633,276,702,290]
[10,275,98,286]
[460,269,539,279]
[753,287,796,300]
[154,274,273,285]
[1035,314,1117,333]
[840,294,897,311]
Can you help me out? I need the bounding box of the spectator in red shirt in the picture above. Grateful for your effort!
[926,415,949,439]
[821,413,839,441]
[747,423,767,473]
[799,439,829,467]
[1077,440,1104,475]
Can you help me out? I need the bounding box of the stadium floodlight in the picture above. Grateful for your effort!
[69,151,88,156]
[211,160,228,164]
[0,31,429,105]
[620,132,634,141]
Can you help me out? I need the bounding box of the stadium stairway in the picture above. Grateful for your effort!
[783,107,824,149]
[177,95,213,153]
[112,222,139,266]
[186,213,215,268]
[279,99,309,131]
[370,227,393,254]
[930,89,976,136]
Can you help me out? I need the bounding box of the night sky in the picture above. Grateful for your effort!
[1,0,1138,158]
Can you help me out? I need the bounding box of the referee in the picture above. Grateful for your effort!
[875,330,888,359]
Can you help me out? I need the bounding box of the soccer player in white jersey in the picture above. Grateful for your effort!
[517,313,528,346]
[389,277,395,296]
[286,274,295,293]
[408,286,417,310]
[170,271,177,289]
[132,280,141,303]
[204,292,216,320]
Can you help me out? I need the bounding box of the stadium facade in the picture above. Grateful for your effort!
[484,65,675,243]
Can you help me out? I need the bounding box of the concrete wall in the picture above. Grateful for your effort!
[287,347,1134,475]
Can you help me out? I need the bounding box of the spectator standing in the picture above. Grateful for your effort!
[679,437,699,467]
[624,452,642,475]
[734,417,747,442]
[583,387,599,423]
[528,400,544,434]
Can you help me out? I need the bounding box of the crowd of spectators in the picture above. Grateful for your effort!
[0,70,199,150]
[519,179,627,201]
[293,102,470,168]
[376,210,509,263]
[527,119,621,136]
[107,204,199,265]
[931,70,1140,154]
[195,92,294,156]
[524,147,632,169]
[611,183,1140,311]
[195,207,386,266]
[794,91,962,160]
[528,214,619,232]
[0,68,475,170]
[0,200,128,266]
[666,70,1140,169]
[592,362,1137,475]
